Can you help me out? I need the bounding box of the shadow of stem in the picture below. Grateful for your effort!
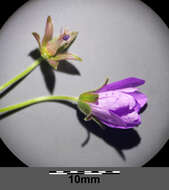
[29,48,81,95]
[0,100,143,161]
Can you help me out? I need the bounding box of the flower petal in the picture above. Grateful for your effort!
[129,91,147,109]
[100,120,132,129]
[32,32,41,49]
[98,91,136,113]
[103,112,140,129]
[116,87,138,93]
[133,101,141,113]
[121,111,141,126]
[46,38,60,56]
[97,77,145,92]
[42,16,53,46]
[90,104,126,127]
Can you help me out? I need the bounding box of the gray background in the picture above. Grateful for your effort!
[0,0,169,167]
[1,168,169,189]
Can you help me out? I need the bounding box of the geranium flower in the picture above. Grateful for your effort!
[32,16,82,69]
[0,77,147,130]
[78,77,147,129]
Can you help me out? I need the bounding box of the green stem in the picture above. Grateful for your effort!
[0,57,43,92]
[0,96,78,113]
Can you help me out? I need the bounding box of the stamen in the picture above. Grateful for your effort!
[63,34,70,41]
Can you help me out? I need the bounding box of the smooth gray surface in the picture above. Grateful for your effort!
[0,0,169,167]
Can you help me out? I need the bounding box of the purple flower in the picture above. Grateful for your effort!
[78,77,147,129]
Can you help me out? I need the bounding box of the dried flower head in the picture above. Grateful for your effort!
[32,16,82,69]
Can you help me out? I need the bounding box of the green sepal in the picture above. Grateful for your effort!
[94,78,109,92]
[81,78,109,95]
[58,31,78,53]
[91,116,105,129]
[77,101,91,116]
[84,114,92,121]
[79,92,98,103]
[77,100,105,129]
[51,53,82,62]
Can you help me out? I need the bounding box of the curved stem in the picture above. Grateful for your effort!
[0,96,78,113]
[0,57,43,92]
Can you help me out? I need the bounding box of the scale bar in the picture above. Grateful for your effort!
[49,170,120,175]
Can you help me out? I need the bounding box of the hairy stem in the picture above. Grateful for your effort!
[0,57,43,92]
[0,96,78,113]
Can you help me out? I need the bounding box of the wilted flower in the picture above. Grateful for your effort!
[78,77,147,129]
[32,16,82,69]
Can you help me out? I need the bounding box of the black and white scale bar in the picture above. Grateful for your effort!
[49,170,120,175]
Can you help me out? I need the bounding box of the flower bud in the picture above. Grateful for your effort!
[78,77,147,129]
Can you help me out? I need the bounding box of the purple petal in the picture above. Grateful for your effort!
[102,109,141,129]
[133,101,141,113]
[100,118,135,129]
[116,87,138,93]
[97,77,145,93]
[110,107,133,117]
[98,91,136,113]
[91,105,126,127]
[129,91,147,109]
[121,111,141,126]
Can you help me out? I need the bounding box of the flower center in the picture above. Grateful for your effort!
[40,46,51,59]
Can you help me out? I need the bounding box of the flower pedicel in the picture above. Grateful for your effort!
[0,77,147,129]
[0,16,82,92]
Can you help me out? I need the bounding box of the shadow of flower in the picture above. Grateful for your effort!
[29,48,56,94]
[29,48,81,94]
[0,99,142,161]
[76,109,141,160]
[57,60,80,75]
[40,60,56,94]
